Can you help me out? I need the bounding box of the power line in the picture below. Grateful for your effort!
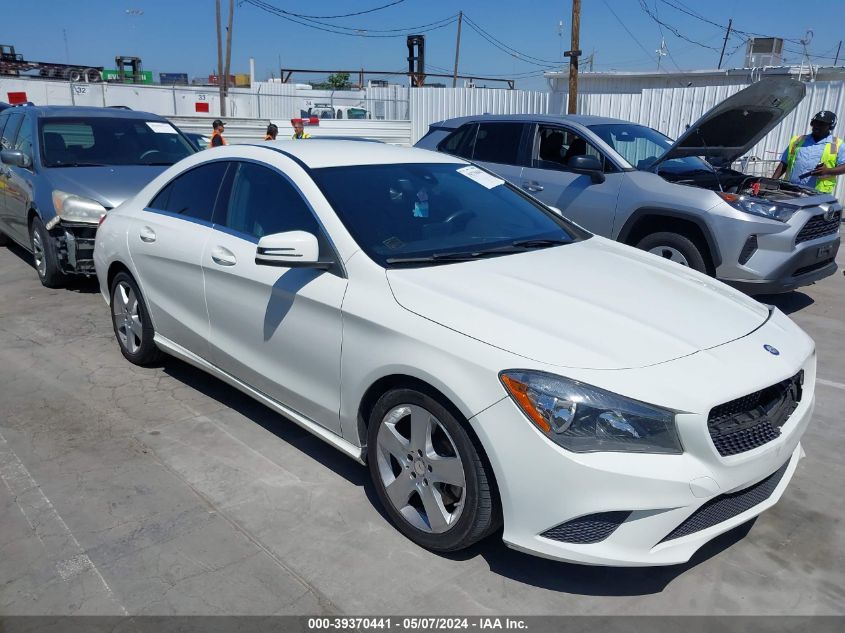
[462,15,562,65]
[241,0,407,20]
[243,0,457,37]
[638,0,721,52]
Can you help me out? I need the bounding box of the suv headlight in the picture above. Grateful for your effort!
[500,370,682,454]
[50,190,107,226]
[717,192,796,222]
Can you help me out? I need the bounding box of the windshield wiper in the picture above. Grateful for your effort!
[386,239,570,265]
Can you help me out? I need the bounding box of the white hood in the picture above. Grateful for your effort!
[386,237,770,370]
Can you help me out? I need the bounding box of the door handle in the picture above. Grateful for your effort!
[211,246,237,266]
[522,181,544,192]
[139,226,156,243]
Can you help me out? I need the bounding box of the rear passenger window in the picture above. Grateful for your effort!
[438,123,477,159]
[472,122,524,165]
[148,161,228,222]
[220,162,320,239]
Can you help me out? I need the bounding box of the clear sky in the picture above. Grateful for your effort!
[3,1,841,91]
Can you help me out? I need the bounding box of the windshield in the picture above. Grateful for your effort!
[39,117,195,168]
[311,162,585,268]
[589,123,711,174]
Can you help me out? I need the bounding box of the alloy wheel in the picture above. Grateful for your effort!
[113,281,144,355]
[375,404,466,534]
[648,245,690,266]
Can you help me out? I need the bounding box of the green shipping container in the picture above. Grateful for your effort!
[102,69,153,84]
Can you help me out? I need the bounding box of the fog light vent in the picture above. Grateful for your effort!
[540,511,631,544]
[739,235,758,265]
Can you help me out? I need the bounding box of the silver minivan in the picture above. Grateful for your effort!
[416,78,841,294]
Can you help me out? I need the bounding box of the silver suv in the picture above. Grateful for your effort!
[416,78,841,294]
[0,105,196,287]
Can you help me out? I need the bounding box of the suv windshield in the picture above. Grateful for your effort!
[311,162,585,267]
[589,123,712,174]
[39,117,195,168]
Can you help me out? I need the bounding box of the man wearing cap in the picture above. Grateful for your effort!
[772,111,845,194]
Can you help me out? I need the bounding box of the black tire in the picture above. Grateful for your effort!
[367,387,499,552]
[109,271,162,366]
[636,231,708,274]
[29,216,67,288]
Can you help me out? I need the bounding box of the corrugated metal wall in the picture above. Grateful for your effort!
[409,87,549,143]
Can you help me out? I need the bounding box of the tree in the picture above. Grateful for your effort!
[326,72,351,90]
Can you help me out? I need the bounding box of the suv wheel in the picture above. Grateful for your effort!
[367,388,499,552]
[110,272,162,366]
[29,216,67,288]
[636,232,707,273]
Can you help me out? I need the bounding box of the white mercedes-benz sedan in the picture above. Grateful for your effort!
[94,141,815,566]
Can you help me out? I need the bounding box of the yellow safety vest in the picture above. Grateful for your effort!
[291,132,311,139]
[786,134,842,194]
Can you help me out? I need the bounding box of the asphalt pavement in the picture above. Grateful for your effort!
[0,241,843,616]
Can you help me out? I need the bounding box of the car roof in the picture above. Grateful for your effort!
[432,113,632,129]
[16,105,169,121]
[240,140,464,169]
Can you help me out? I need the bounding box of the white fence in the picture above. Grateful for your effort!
[168,116,413,145]
[409,87,549,143]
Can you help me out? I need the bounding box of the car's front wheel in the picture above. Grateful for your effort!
[110,271,162,366]
[367,387,499,552]
[636,231,708,274]
[29,216,66,288]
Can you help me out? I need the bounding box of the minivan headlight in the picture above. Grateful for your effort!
[51,190,107,226]
[500,370,682,454]
[717,192,796,222]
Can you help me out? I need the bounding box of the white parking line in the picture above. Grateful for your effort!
[0,430,128,615]
[817,378,845,391]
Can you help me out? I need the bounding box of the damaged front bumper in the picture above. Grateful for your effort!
[49,220,98,275]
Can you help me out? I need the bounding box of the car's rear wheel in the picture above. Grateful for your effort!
[110,271,161,366]
[367,387,499,552]
[636,231,708,273]
[29,216,66,288]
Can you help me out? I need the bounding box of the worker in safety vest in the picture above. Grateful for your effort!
[264,123,278,141]
[209,119,227,148]
[772,111,845,193]
[291,119,311,140]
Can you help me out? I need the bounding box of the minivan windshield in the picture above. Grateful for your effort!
[39,117,195,168]
[589,123,712,175]
[312,163,585,267]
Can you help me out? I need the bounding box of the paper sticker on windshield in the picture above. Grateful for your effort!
[146,122,177,134]
[456,165,504,189]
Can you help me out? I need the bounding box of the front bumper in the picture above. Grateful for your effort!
[470,311,815,566]
[54,221,98,275]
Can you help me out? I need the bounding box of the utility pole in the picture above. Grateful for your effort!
[835,40,842,66]
[717,18,733,69]
[565,0,581,114]
[223,0,234,114]
[216,0,225,116]
[452,11,463,88]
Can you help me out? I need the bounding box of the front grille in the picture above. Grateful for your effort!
[708,371,803,457]
[793,257,835,277]
[795,210,841,244]
[660,461,789,542]
[541,511,631,544]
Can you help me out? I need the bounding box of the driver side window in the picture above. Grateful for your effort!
[534,126,611,172]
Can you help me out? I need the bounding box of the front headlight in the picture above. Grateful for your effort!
[717,192,796,222]
[51,190,107,226]
[500,370,682,454]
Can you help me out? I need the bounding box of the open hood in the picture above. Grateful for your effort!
[653,77,806,168]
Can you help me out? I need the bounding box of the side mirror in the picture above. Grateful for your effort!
[255,230,332,269]
[568,155,605,184]
[1,149,32,169]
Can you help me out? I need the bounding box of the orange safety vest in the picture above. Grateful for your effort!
[264,134,275,141]
[209,131,227,148]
